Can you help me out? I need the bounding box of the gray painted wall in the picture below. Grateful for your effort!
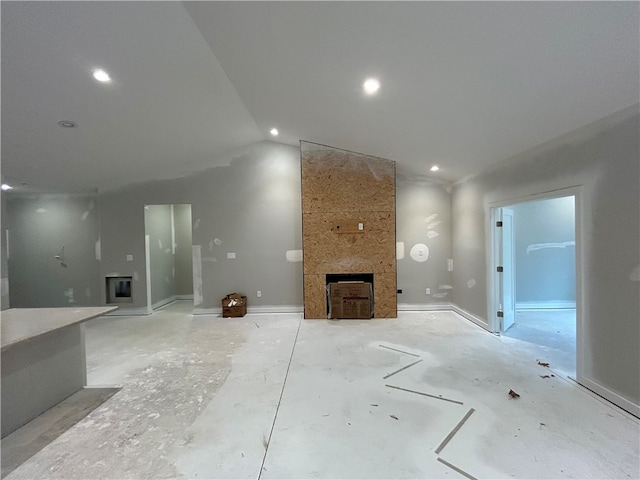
[4,143,456,313]
[396,177,452,304]
[173,204,193,297]
[451,104,640,408]
[97,141,304,312]
[5,195,101,308]
[144,204,175,307]
[96,142,456,313]
[512,197,576,305]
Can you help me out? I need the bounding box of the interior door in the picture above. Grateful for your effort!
[501,208,516,331]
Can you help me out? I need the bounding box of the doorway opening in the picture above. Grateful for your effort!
[490,191,579,378]
[144,204,193,312]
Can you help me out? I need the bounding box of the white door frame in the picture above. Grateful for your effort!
[487,186,583,380]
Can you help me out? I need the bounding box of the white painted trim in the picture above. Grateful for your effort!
[249,305,303,314]
[487,186,584,376]
[487,205,501,333]
[450,304,490,331]
[573,188,586,395]
[397,303,453,311]
[193,305,303,316]
[398,302,491,331]
[144,234,152,313]
[152,296,178,311]
[105,307,151,316]
[578,376,640,419]
[170,205,176,255]
[516,301,576,310]
[176,294,194,301]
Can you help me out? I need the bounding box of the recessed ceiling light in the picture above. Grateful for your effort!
[1,184,13,191]
[363,78,380,95]
[58,120,78,128]
[270,128,279,136]
[92,69,111,83]
[430,165,440,172]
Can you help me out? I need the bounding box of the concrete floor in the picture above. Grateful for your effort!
[3,301,639,479]
[503,309,576,375]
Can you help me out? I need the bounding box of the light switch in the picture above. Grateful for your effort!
[126,254,133,261]
[358,223,364,230]
[227,252,236,260]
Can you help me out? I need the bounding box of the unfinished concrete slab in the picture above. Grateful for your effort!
[2,302,638,479]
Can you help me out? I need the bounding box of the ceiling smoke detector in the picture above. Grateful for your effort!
[58,120,78,128]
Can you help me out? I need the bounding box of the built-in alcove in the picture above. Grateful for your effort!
[106,276,133,304]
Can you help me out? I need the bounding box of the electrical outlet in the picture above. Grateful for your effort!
[425,288,431,295]
[257,290,262,298]
[227,252,236,259]
[397,289,403,294]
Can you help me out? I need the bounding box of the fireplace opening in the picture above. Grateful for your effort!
[326,273,374,319]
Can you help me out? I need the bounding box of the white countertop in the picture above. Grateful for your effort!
[1,306,117,351]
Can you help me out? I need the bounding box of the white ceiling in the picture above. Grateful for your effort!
[2,1,638,193]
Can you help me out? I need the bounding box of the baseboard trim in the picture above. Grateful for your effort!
[516,301,576,310]
[105,306,151,316]
[152,296,178,311]
[192,305,303,316]
[578,376,640,419]
[397,302,453,311]
[398,302,490,331]
[449,304,490,331]
[176,294,194,301]
[248,305,303,314]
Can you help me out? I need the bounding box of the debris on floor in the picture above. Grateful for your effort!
[508,389,520,399]
[370,404,378,407]
[437,457,479,480]
[382,359,423,380]
[390,415,399,420]
[378,344,420,357]
[435,408,475,454]
[386,384,464,405]
[537,360,550,367]
[540,374,555,379]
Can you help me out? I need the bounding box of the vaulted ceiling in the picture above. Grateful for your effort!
[2,1,638,194]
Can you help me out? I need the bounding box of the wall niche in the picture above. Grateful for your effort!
[300,141,397,318]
